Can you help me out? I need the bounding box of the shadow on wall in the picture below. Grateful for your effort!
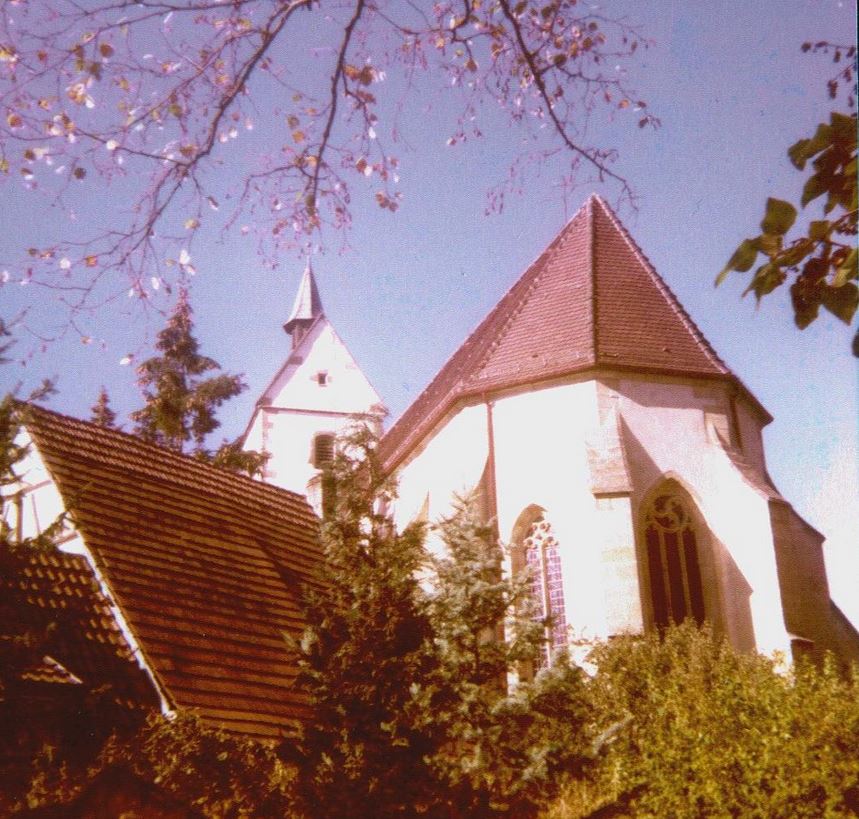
[621,420,756,653]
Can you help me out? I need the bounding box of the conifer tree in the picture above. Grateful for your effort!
[423,499,592,817]
[290,425,442,818]
[290,430,593,818]
[130,290,267,477]
[89,386,118,429]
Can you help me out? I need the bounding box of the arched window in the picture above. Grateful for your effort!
[644,491,705,629]
[513,508,567,665]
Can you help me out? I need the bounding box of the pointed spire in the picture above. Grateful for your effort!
[284,261,324,346]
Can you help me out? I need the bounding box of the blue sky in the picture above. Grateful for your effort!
[2,1,857,622]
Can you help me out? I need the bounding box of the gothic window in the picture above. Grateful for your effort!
[312,433,335,468]
[644,491,706,629]
[516,512,567,664]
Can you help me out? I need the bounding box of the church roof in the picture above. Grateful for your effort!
[380,194,764,470]
[23,405,322,739]
[284,263,324,334]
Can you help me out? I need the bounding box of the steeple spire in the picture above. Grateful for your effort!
[284,261,324,348]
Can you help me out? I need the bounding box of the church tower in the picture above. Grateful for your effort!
[243,264,384,507]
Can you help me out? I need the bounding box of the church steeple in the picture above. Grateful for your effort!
[284,263,324,349]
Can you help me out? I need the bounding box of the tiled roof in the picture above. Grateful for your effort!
[23,405,322,740]
[1,548,156,706]
[380,195,758,470]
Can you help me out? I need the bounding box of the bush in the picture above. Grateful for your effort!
[548,623,859,818]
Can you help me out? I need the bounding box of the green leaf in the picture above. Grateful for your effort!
[777,238,813,266]
[790,277,821,329]
[788,138,811,170]
[760,198,796,235]
[830,111,858,142]
[820,282,859,324]
[808,220,831,242]
[745,262,785,300]
[716,238,759,284]
[801,172,830,207]
[833,248,858,287]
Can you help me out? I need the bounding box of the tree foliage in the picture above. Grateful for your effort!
[0,0,654,333]
[89,385,118,428]
[129,288,268,476]
[290,427,593,818]
[719,43,858,355]
[554,623,859,819]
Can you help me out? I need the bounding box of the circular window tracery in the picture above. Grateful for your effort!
[644,490,705,629]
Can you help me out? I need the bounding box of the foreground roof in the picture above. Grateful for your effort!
[24,405,322,739]
[1,548,157,707]
[380,195,762,469]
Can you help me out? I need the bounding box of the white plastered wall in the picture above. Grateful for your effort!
[491,380,621,641]
[393,371,795,657]
[394,403,489,557]
[609,376,792,657]
[245,319,382,498]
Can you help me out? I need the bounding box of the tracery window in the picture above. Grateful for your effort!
[644,491,705,629]
[521,514,567,664]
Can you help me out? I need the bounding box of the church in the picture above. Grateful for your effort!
[247,194,858,665]
[4,196,857,744]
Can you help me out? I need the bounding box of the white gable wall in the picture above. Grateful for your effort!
[245,318,382,498]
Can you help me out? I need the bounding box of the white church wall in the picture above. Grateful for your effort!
[255,408,367,496]
[394,403,489,554]
[732,396,768,475]
[491,380,618,640]
[245,313,382,500]
[611,376,791,656]
[266,322,381,415]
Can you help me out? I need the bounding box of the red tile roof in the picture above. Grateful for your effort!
[380,195,765,470]
[23,405,322,740]
[1,548,157,706]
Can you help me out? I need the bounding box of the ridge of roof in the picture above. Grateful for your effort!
[379,195,759,471]
[23,403,316,523]
[590,195,728,374]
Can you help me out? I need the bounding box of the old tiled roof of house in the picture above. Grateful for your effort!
[380,194,768,470]
[23,404,322,740]
[1,548,157,706]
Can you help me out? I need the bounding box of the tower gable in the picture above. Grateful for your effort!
[261,317,381,416]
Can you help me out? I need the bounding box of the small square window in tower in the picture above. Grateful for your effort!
[313,433,335,468]
[316,371,329,386]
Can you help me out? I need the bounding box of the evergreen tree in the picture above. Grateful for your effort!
[290,425,442,818]
[89,386,118,429]
[290,430,593,818]
[424,499,592,817]
[130,290,267,477]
